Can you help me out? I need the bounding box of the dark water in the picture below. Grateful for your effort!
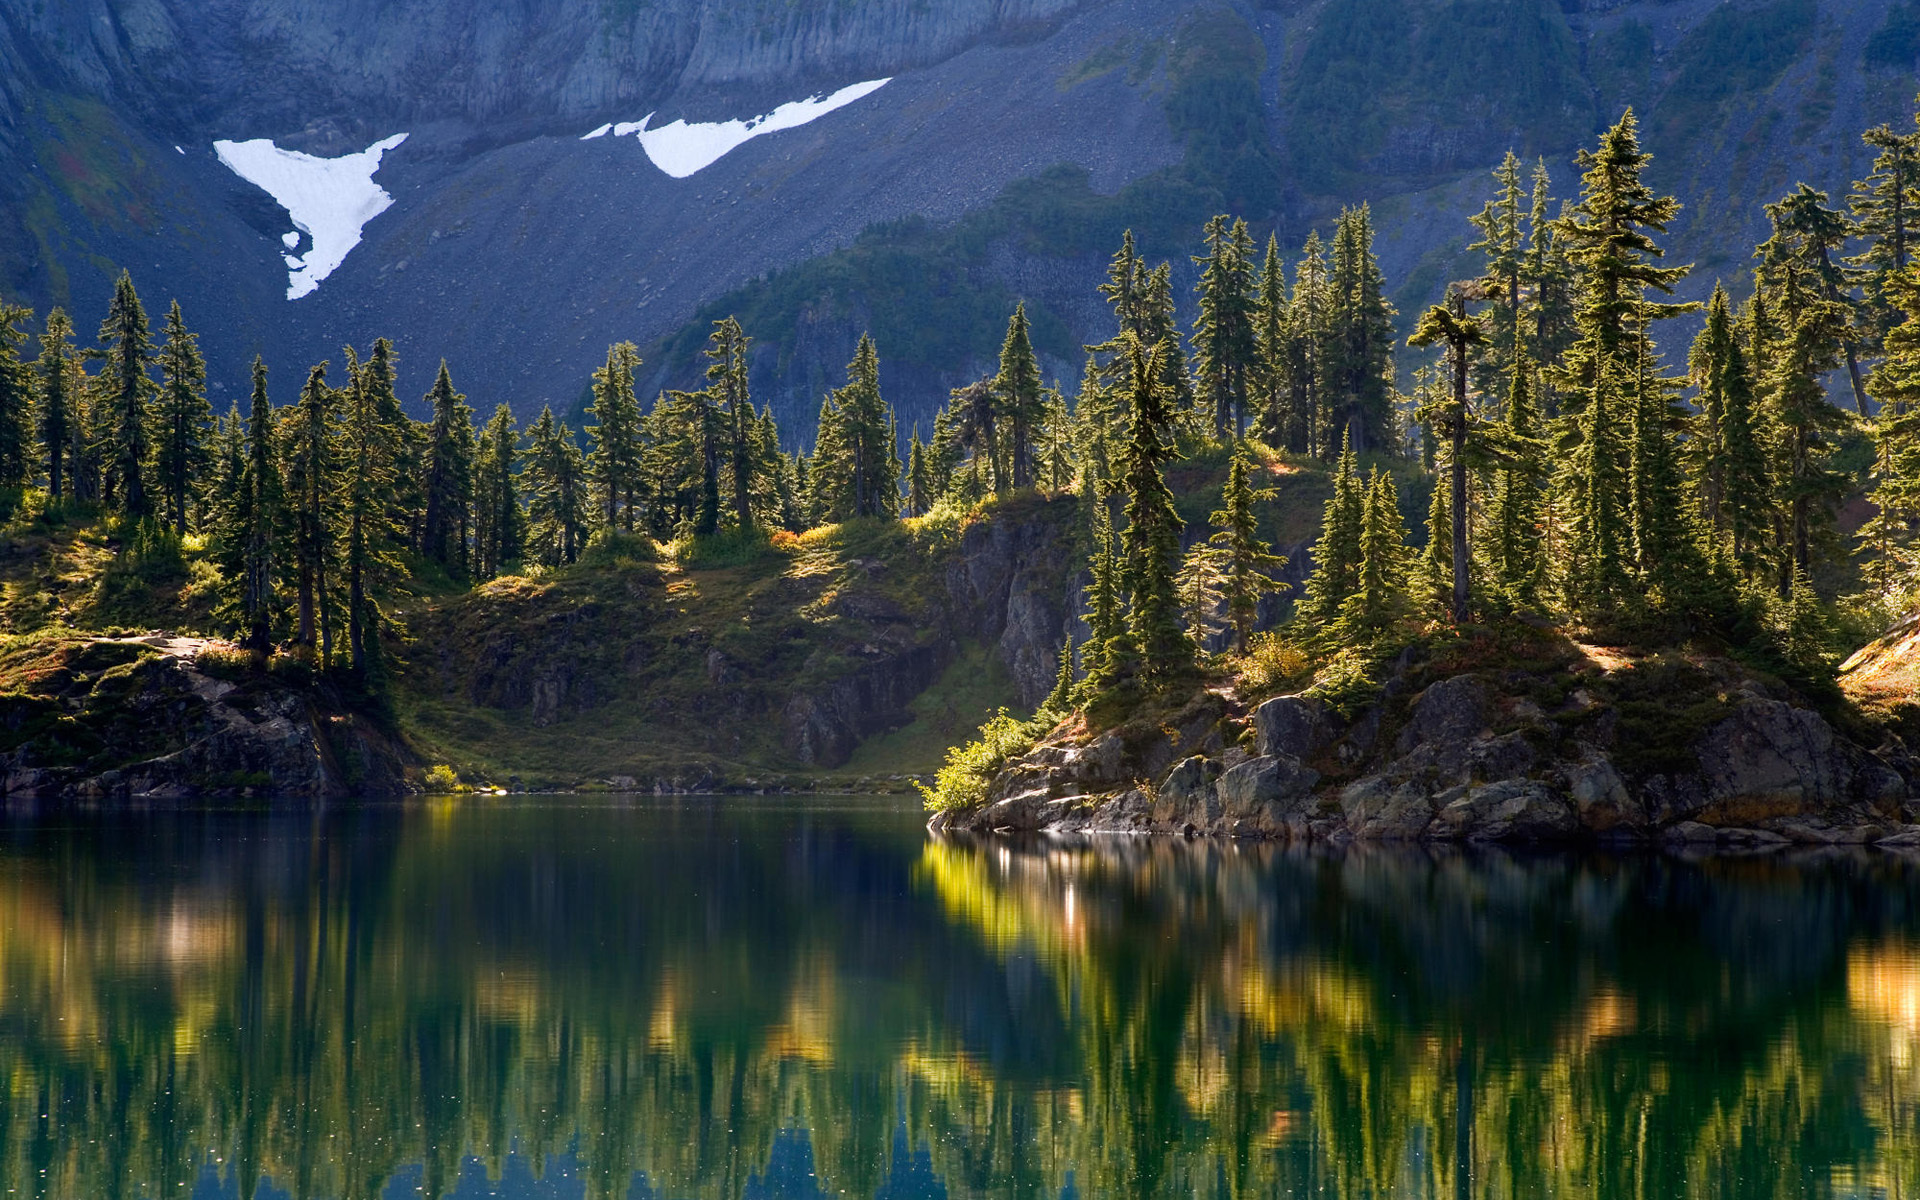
[8,797,1920,1200]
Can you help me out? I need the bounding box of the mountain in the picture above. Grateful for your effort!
[2,0,1918,441]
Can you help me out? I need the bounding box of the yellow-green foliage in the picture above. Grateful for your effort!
[422,764,463,794]
[918,707,1049,813]
[1233,630,1312,697]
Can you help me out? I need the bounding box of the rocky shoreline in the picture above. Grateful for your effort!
[930,652,1920,848]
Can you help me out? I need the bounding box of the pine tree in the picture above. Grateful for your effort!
[225,358,283,651]
[1140,264,1196,422]
[1862,265,1920,600]
[338,346,408,679]
[1115,339,1189,682]
[1335,469,1410,641]
[704,318,755,531]
[1766,183,1869,416]
[1484,349,1546,606]
[97,270,155,517]
[1327,206,1397,453]
[149,301,210,534]
[1850,113,1920,349]
[355,339,423,560]
[1176,542,1229,649]
[1037,385,1073,493]
[283,363,338,656]
[1468,152,1527,395]
[814,334,900,520]
[525,406,590,566]
[1625,343,1699,604]
[1289,232,1333,455]
[1407,291,1485,624]
[1191,215,1257,437]
[994,306,1045,487]
[588,342,646,531]
[1520,159,1576,415]
[473,404,524,578]
[1207,449,1289,650]
[905,428,932,516]
[1042,635,1077,715]
[0,299,31,493]
[34,309,75,504]
[1251,234,1296,447]
[1421,470,1454,620]
[420,361,475,569]
[1297,432,1364,628]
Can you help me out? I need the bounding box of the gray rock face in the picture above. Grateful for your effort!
[1340,777,1437,840]
[1251,696,1333,761]
[1154,756,1220,827]
[1434,780,1577,842]
[1692,697,1850,820]
[1395,675,1491,755]
[1561,755,1644,832]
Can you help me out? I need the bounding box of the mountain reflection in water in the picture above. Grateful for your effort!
[5,797,1920,1200]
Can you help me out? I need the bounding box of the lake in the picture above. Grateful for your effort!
[6,795,1920,1199]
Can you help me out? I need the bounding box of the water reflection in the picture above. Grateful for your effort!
[5,801,1920,1198]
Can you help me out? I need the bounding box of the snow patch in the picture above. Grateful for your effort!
[581,123,613,140]
[213,133,409,300]
[591,78,890,178]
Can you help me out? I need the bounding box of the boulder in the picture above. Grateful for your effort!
[1216,754,1322,824]
[1340,776,1437,839]
[1395,674,1491,755]
[1434,780,1577,842]
[1561,754,1645,832]
[1154,756,1221,826]
[1693,698,1850,823]
[1252,696,1333,761]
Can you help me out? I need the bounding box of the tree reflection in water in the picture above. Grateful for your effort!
[2,799,1918,1199]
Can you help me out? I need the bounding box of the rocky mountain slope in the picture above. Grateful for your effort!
[3,0,1917,443]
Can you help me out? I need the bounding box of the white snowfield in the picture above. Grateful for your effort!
[213,133,409,300]
[582,78,889,178]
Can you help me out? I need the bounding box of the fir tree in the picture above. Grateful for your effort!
[1625,343,1699,604]
[421,362,476,573]
[1042,636,1077,715]
[1191,215,1257,437]
[1468,151,1527,394]
[1289,232,1332,455]
[1037,385,1073,493]
[1521,159,1576,415]
[473,404,524,579]
[338,347,408,679]
[905,428,932,516]
[994,306,1045,487]
[34,309,75,504]
[97,270,155,517]
[1083,496,1123,684]
[1115,339,1188,682]
[525,406,590,566]
[228,358,283,651]
[1297,432,1364,628]
[1484,349,1546,606]
[1251,234,1296,447]
[1766,183,1868,416]
[704,318,755,531]
[1175,541,1229,649]
[815,334,900,520]
[283,363,338,656]
[0,299,31,493]
[150,301,210,534]
[1207,448,1289,651]
[1850,113,1920,348]
[1327,206,1397,453]
[1862,266,1920,600]
[588,342,646,532]
[1407,291,1485,624]
[1335,469,1410,641]
[1421,470,1454,620]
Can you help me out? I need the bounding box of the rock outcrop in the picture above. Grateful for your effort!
[0,637,411,805]
[932,648,1920,848]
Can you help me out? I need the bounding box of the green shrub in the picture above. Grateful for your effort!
[918,707,1049,813]
[422,764,463,794]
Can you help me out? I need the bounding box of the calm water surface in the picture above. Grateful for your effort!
[7,795,1920,1199]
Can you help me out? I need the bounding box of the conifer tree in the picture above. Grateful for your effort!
[227,358,283,651]
[338,347,408,678]
[1335,469,1410,641]
[1521,160,1576,414]
[420,362,475,570]
[1862,266,1920,600]
[588,342,646,531]
[1251,234,1296,447]
[1626,344,1699,603]
[473,404,524,579]
[1115,339,1188,681]
[1469,152,1527,393]
[150,301,209,534]
[905,428,932,516]
[1407,291,1485,624]
[1327,206,1396,453]
[1766,183,1868,416]
[994,306,1045,487]
[1288,232,1332,455]
[1140,264,1196,422]
[1176,542,1229,649]
[525,406,590,566]
[354,339,423,557]
[1043,636,1077,715]
[1297,433,1364,628]
[97,271,155,517]
[815,333,900,519]
[1207,449,1289,650]
[1421,471,1454,620]
[1037,385,1073,492]
[1484,350,1546,606]
[0,300,31,493]
[1191,215,1257,437]
[34,309,75,504]
[1082,496,1123,684]
[283,363,338,656]
[704,318,755,531]
[1850,113,1920,347]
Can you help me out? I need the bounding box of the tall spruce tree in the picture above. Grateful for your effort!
[1083,496,1123,683]
[704,318,755,531]
[473,404,523,579]
[0,299,31,493]
[1252,234,1297,447]
[1336,469,1410,641]
[588,342,646,532]
[1521,159,1577,415]
[1469,152,1527,395]
[1191,215,1257,437]
[1327,206,1397,453]
[283,363,338,656]
[1289,232,1333,455]
[97,271,155,517]
[150,301,210,534]
[1484,348,1546,606]
[1863,268,1920,600]
[1207,448,1289,650]
[815,334,900,520]
[232,358,283,651]
[34,309,75,504]
[1298,432,1365,628]
[1115,339,1188,682]
[994,307,1045,487]
[338,347,408,678]
[420,362,475,569]
[1407,291,1485,624]
[525,406,590,566]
